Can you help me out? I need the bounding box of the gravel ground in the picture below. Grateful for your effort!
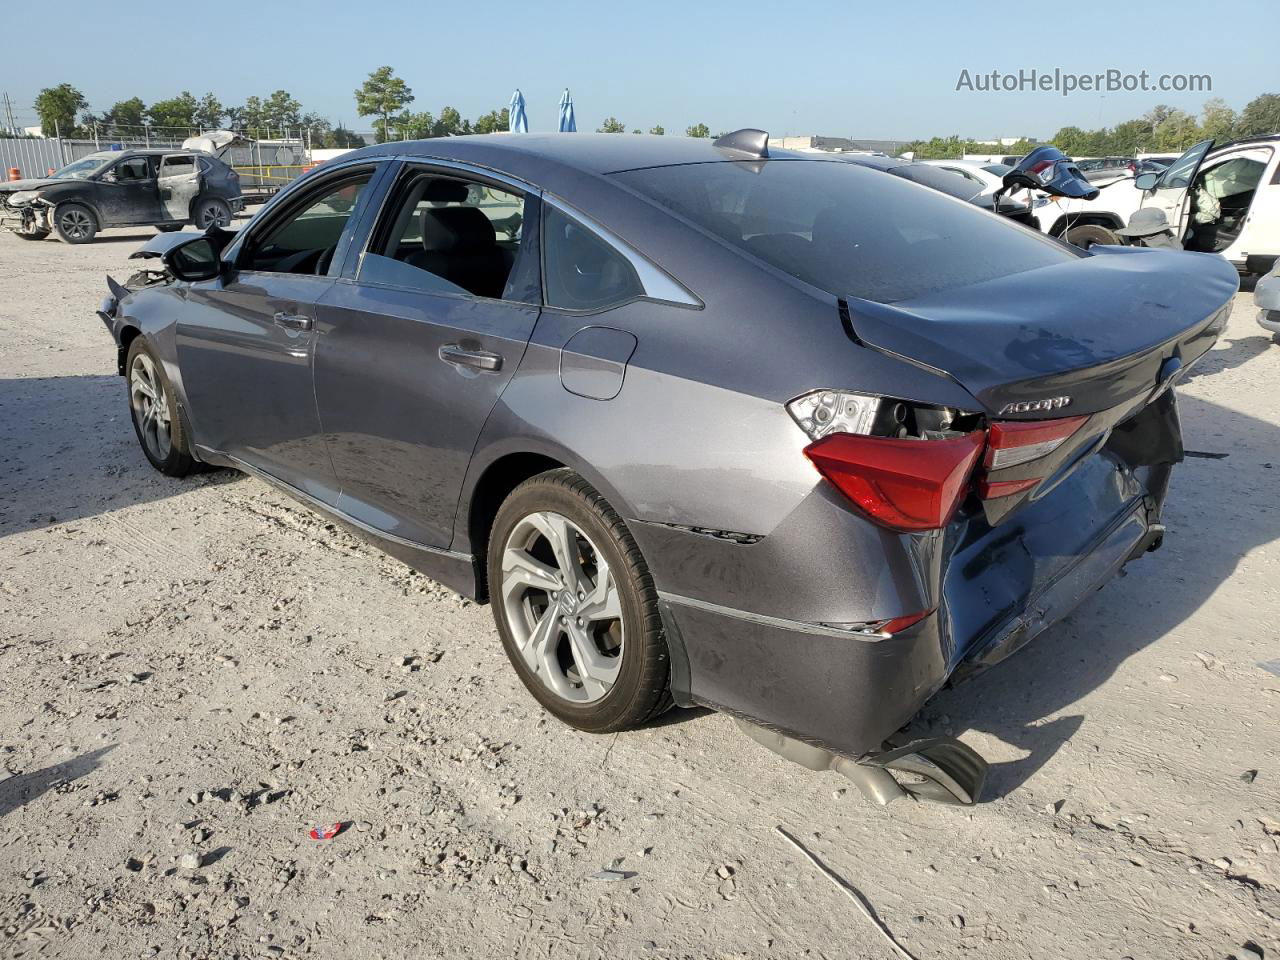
[1,226,1278,960]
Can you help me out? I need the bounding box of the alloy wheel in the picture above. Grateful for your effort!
[59,209,93,240]
[129,353,173,462]
[198,203,230,229]
[500,511,624,703]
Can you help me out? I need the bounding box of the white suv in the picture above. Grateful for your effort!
[1035,135,1280,277]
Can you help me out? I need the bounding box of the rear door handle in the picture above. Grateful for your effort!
[439,344,503,371]
[273,312,313,331]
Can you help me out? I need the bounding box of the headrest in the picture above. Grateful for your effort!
[422,178,470,202]
[420,205,496,253]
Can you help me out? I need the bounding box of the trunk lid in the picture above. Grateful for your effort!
[846,245,1238,418]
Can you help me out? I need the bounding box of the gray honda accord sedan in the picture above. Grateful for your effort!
[98,131,1238,804]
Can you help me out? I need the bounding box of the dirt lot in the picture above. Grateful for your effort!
[1,226,1278,960]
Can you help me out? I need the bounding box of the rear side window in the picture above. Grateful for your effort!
[614,160,1075,303]
[542,205,645,311]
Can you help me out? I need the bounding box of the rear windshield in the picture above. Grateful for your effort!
[613,159,1076,303]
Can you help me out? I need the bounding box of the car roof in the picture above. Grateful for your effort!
[350,132,817,179]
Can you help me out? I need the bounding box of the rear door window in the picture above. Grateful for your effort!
[360,171,533,301]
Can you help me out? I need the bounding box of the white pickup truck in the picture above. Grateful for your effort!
[1035,135,1280,278]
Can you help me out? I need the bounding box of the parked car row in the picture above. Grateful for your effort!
[95,130,1238,806]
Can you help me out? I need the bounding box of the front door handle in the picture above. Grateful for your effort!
[273,312,313,331]
[439,344,503,372]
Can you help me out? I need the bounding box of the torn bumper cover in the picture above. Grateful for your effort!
[0,193,53,235]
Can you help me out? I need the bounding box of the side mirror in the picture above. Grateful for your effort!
[101,171,118,183]
[1134,173,1159,191]
[162,236,222,282]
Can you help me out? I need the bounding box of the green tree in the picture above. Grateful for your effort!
[193,93,224,130]
[240,96,265,135]
[394,111,435,139]
[324,126,365,148]
[433,106,464,137]
[262,90,302,132]
[685,123,710,138]
[597,116,626,133]
[107,97,146,130]
[648,124,665,135]
[147,92,198,132]
[1237,93,1280,137]
[34,83,87,137]
[1199,97,1237,143]
[474,107,510,134]
[1152,108,1200,151]
[355,66,414,142]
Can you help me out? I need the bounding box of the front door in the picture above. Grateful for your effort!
[314,165,542,547]
[175,166,380,501]
[97,155,162,224]
[1139,138,1214,241]
[158,154,203,222]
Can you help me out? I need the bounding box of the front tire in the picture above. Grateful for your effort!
[488,469,670,733]
[1065,223,1120,250]
[126,338,196,477]
[155,223,184,233]
[54,203,98,243]
[16,228,50,241]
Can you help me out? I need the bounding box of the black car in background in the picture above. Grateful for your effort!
[0,149,243,243]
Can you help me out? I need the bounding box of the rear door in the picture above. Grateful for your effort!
[175,164,384,500]
[313,162,542,548]
[1138,139,1214,240]
[158,154,202,222]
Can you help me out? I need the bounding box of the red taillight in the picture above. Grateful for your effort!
[804,431,985,532]
[876,609,934,635]
[984,415,1088,470]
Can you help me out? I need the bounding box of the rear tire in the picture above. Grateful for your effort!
[155,223,183,233]
[126,338,197,477]
[488,469,671,733]
[192,197,232,231]
[54,203,98,243]
[1065,223,1120,250]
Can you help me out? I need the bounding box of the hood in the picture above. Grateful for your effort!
[847,245,1240,416]
[0,178,58,193]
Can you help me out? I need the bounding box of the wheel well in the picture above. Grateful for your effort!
[116,325,142,375]
[1047,212,1124,236]
[467,452,566,602]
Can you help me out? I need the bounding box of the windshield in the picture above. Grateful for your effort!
[614,160,1076,303]
[50,154,116,180]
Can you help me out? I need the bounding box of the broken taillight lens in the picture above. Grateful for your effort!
[983,416,1089,470]
[978,415,1090,499]
[803,431,986,532]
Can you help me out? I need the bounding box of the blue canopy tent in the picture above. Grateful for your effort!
[509,90,529,133]
[558,89,577,133]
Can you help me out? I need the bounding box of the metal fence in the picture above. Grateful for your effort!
[0,138,73,178]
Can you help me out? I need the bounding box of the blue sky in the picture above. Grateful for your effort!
[5,0,1275,139]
